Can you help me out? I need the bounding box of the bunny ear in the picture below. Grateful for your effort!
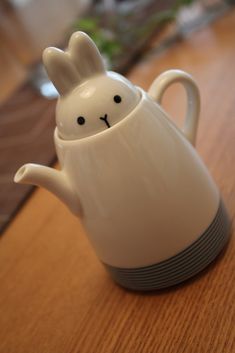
[42,47,80,96]
[68,31,105,80]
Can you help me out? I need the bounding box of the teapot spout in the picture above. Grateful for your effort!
[14,163,81,216]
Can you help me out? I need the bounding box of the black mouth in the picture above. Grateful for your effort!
[100,114,110,128]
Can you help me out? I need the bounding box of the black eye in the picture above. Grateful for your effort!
[77,116,85,125]
[113,95,122,103]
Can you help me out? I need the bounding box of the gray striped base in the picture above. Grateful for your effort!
[105,201,230,291]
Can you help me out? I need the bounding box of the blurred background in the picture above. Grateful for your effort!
[0,0,233,232]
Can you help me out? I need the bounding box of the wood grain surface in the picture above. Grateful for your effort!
[0,84,56,231]
[1,10,235,353]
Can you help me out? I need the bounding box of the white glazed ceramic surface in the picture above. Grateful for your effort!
[56,72,140,140]
[43,32,140,140]
[14,31,226,277]
[53,88,219,268]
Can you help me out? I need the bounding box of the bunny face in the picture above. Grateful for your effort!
[56,72,140,139]
[43,31,140,140]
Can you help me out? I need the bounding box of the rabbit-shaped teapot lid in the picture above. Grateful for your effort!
[43,32,140,140]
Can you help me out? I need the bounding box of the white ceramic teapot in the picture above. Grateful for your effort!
[14,32,230,291]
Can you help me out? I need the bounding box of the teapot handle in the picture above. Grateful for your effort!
[148,70,200,146]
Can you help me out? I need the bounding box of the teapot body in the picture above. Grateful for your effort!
[55,89,229,289]
[14,31,230,291]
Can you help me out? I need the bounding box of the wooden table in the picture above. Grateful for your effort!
[1,10,235,353]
